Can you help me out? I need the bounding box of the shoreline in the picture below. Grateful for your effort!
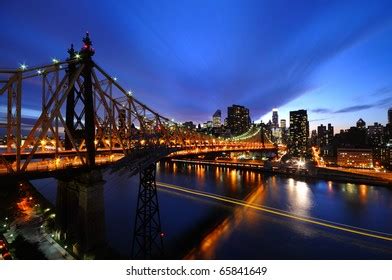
[169,159,392,188]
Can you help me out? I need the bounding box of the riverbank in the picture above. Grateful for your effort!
[1,180,74,260]
[170,158,392,187]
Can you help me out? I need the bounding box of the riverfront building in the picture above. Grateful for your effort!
[337,148,373,169]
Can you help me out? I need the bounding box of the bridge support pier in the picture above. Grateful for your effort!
[132,163,164,259]
[56,170,106,259]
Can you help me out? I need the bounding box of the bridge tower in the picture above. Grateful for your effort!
[64,33,96,167]
[64,44,77,150]
[132,163,164,259]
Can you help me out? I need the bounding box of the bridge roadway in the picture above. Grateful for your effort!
[0,143,275,179]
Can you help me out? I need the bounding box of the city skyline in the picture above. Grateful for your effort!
[1,1,392,265]
[1,1,392,131]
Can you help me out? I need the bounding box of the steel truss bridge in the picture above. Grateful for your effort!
[0,33,275,259]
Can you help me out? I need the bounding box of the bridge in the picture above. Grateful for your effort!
[0,33,274,259]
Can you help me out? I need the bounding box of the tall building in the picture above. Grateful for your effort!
[272,109,279,128]
[183,121,196,130]
[227,105,251,136]
[388,107,392,124]
[368,122,384,147]
[368,122,384,166]
[280,119,286,129]
[310,130,317,146]
[212,110,222,128]
[289,109,309,158]
[317,124,327,147]
[118,109,127,139]
[317,123,334,147]
[327,123,334,145]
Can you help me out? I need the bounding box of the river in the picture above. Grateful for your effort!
[31,161,392,259]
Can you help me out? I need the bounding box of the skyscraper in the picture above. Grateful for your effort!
[272,109,279,128]
[327,123,334,145]
[212,109,222,128]
[118,108,127,139]
[280,119,286,129]
[227,105,251,136]
[289,109,309,158]
[317,124,327,147]
[388,107,392,124]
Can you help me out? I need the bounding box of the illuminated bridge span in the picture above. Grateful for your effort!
[0,34,274,259]
[0,33,274,179]
[230,125,263,142]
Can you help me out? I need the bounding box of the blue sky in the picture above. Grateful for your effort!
[1,0,392,131]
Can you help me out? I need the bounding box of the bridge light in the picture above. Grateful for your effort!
[113,77,117,81]
[40,139,47,146]
[55,158,61,167]
[52,58,59,64]
[37,69,43,75]
[127,90,133,96]
[19,63,28,70]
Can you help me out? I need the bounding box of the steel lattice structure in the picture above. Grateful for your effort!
[132,163,164,259]
[1,33,270,176]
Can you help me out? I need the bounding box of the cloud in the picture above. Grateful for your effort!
[310,87,392,115]
[334,104,374,113]
[311,108,332,113]
[370,86,392,96]
[309,117,332,122]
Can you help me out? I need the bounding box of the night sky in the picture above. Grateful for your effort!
[1,0,392,131]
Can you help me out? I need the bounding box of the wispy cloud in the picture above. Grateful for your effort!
[309,117,332,122]
[311,108,332,113]
[335,104,374,113]
[311,86,392,115]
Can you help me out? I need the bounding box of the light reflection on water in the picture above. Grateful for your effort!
[186,184,266,259]
[31,161,392,259]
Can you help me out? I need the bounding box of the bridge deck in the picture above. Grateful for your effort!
[0,144,276,179]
